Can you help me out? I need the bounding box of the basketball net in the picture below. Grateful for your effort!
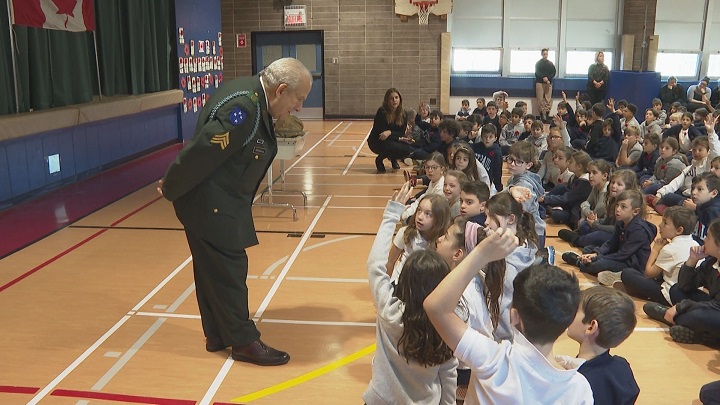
[417,2,432,24]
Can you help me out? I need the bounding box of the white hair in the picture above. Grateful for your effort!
[261,58,311,90]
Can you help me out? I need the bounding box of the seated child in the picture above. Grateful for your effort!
[641,137,688,196]
[560,170,638,249]
[528,121,548,156]
[557,287,640,405]
[443,170,467,219]
[692,171,720,243]
[585,102,622,163]
[365,183,457,405]
[541,150,593,228]
[623,205,698,305]
[653,120,720,212]
[472,97,486,117]
[664,112,702,155]
[499,107,525,155]
[578,159,613,232]
[472,124,504,193]
[620,103,640,133]
[515,100,528,116]
[402,152,447,221]
[615,125,643,168]
[451,141,494,194]
[652,98,668,127]
[505,141,547,248]
[634,132,661,183]
[388,193,451,282]
[519,114,535,141]
[562,190,657,286]
[570,108,590,149]
[644,219,720,346]
[456,99,472,121]
[409,109,443,160]
[640,108,663,139]
[482,101,500,132]
[425,255,593,404]
[459,180,490,225]
[537,127,571,191]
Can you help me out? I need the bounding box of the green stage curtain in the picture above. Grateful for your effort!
[0,0,175,115]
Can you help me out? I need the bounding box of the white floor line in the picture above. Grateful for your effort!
[635,327,670,332]
[91,283,197,390]
[260,319,375,327]
[326,122,353,146]
[341,128,372,175]
[199,195,333,404]
[26,256,193,404]
[285,276,368,283]
[135,311,201,319]
[254,195,332,319]
[198,357,235,405]
[253,122,343,204]
[262,255,291,276]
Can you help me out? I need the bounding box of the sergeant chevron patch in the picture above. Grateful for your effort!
[211,132,230,149]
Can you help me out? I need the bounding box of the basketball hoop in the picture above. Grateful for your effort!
[411,0,437,25]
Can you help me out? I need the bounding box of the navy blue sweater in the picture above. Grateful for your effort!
[578,351,640,405]
[634,149,660,178]
[694,195,720,244]
[592,215,657,270]
[544,176,592,212]
[472,142,503,192]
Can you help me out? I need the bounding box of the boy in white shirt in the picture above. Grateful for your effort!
[424,233,594,405]
[622,206,698,306]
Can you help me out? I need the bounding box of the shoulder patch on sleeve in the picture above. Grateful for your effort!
[208,91,262,147]
[229,107,246,126]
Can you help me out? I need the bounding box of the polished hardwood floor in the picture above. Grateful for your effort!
[0,120,717,404]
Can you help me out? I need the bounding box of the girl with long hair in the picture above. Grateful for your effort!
[364,182,456,405]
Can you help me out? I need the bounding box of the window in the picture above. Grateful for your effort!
[565,51,613,76]
[452,49,502,73]
[508,50,557,74]
[708,54,720,77]
[655,53,699,77]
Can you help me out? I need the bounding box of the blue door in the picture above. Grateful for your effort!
[252,31,324,119]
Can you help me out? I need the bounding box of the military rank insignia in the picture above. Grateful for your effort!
[230,107,246,126]
[211,132,230,150]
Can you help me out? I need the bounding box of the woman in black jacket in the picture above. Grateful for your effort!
[368,88,412,172]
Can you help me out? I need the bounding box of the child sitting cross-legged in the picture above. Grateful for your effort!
[364,182,457,405]
[643,218,720,346]
[621,206,698,306]
[562,189,657,287]
[556,287,640,405]
[690,171,720,244]
[540,150,592,228]
[424,246,593,404]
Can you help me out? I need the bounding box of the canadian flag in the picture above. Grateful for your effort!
[11,0,95,32]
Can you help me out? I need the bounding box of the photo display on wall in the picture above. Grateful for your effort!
[179,30,224,114]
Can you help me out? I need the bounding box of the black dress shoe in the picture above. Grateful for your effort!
[375,155,386,173]
[231,339,290,366]
[391,159,401,170]
[206,336,229,352]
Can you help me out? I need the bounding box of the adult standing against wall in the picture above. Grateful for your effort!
[586,51,610,106]
[535,48,556,122]
[368,88,412,173]
[159,58,312,366]
[658,76,687,111]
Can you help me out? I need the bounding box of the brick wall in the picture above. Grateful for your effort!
[623,0,657,71]
[221,0,447,117]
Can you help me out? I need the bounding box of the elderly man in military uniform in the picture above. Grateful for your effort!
[160,58,312,366]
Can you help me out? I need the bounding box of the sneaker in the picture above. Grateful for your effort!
[669,325,698,344]
[456,385,467,401]
[403,157,413,166]
[642,302,672,325]
[546,246,555,265]
[597,270,622,286]
[557,229,580,245]
[561,251,580,266]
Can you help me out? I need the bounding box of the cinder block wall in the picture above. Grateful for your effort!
[221,0,446,117]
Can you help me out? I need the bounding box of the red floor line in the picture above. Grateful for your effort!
[51,389,197,405]
[0,385,39,394]
[0,196,163,294]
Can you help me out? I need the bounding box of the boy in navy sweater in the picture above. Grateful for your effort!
[635,132,661,183]
[585,102,622,163]
[472,124,504,192]
[692,172,720,244]
[558,287,640,405]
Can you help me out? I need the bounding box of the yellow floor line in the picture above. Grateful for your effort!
[231,343,376,403]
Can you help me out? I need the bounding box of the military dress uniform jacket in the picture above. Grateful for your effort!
[162,75,276,252]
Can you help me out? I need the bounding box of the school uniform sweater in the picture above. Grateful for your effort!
[694,195,720,244]
[544,174,592,212]
[556,351,640,405]
[364,201,457,405]
[675,257,720,316]
[590,215,657,270]
[634,149,660,178]
[586,113,622,163]
[647,155,687,186]
[472,142,504,192]
[580,181,609,220]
